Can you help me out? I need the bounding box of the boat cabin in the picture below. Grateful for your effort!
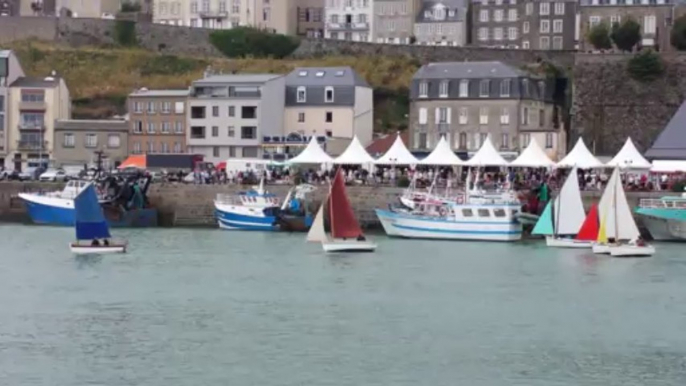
[414,202,518,222]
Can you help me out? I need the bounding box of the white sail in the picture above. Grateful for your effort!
[553,167,586,235]
[614,170,641,241]
[597,168,619,239]
[306,203,327,243]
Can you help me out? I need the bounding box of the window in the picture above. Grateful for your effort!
[174,142,181,153]
[133,121,143,133]
[494,209,506,217]
[523,40,530,49]
[494,9,503,22]
[523,21,529,34]
[162,102,171,113]
[147,101,155,113]
[540,2,549,15]
[554,2,565,15]
[644,15,656,34]
[298,112,305,122]
[437,107,449,123]
[190,126,205,139]
[521,133,530,146]
[462,209,473,217]
[522,79,529,96]
[546,132,554,149]
[85,134,97,148]
[479,9,488,22]
[501,133,509,149]
[525,2,533,15]
[479,80,490,97]
[133,142,142,154]
[241,126,257,139]
[228,126,235,137]
[540,20,550,33]
[243,147,258,158]
[228,106,235,117]
[539,109,545,127]
[20,113,44,128]
[213,146,220,157]
[522,107,529,125]
[133,101,143,113]
[500,107,509,124]
[494,27,503,40]
[160,142,169,153]
[589,16,600,29]
[478,209,491,217]
[500,79,511,97]
[326,111,333,123]
[459,108,468,124]
[191,106,205,119]
[212,106,219,117]
[459,80,469,97]
[538,81,547,98]
[212,126,219,137]
[478,27,488,41]
[553,19,563,33]
[175,121,183,134]
[508,27,518,40]
[553,36,563,50]
[325,87,334,103]
[241,106,257,119]
[540,36,550,50]
[419,108,427,124]
[174,101,185,114]
[161,122,170,133]
[479,107,489,124]
[419,82,428,98]
[508,9,517,21]
[63,133,75,148]
[459,132,467,148]
[610,15,621,26]
[108,134,120,148]
[297,86,306,103]
[439,80,449,98]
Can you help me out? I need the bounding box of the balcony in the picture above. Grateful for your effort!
[18,123,45,131]
[19,100,47,111]
[17,140,47,151]
[199,10,229,18]
[326,22,370,31]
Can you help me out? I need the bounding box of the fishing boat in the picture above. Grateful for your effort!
[70,183,127,254]
[532,167,590,248]
[307,168,376,253]
[593,168,655,257]
[634,193,686,241]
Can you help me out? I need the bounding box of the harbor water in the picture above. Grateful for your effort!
[1,225,686,385]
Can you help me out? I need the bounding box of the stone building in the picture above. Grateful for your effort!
[186,73,285,164]
[0,50,25,169]
[471,0,577,50]
[373,0,417,44]
[409,61,565,160]
[0,0,21,16]
[297,0,325,37]
[324,0,374,42]
[414,0,468,46]
[53,119,129,169]
[127,88,189,156]
[6,73,71,171]
[579,0,675,52]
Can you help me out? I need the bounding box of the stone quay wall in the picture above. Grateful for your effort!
[0,182,668,228]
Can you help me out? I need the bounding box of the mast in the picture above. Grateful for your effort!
[613,168,618,241]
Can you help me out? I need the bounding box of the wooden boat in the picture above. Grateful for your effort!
[69,183,127,255]
[307,168,376,253]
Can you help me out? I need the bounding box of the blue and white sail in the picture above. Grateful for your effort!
[74,183,111,241]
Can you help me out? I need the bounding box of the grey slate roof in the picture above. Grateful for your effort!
[130,88,190,97]
[285,67,370,87]
[413,61,527,80]
[193,74,282,85]
[645,100,686,160]
[416,0,467,23]
[10,76,61,88]
[55,119,128,132]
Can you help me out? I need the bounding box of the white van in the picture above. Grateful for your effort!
[223,158,279,174]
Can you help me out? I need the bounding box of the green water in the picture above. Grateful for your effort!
[1,224,686,385]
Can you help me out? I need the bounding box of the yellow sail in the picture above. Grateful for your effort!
[597,211,608,244]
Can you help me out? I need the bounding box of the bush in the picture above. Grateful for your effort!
[396,176,410,188]
[114,20,137,46]
[120,1,141,12]
[672,180,686,193]
[627,49,664,82]
[209,27,300,59]
[587,22,612,50]
[671,15,686,50]
[610,19,641,52]
[140,55,206,76]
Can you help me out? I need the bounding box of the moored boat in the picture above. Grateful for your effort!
[70,183,127,255]
[635,194,686,241]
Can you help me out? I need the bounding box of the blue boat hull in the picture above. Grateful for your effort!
[215,209,314,231]
[24,200,158,228]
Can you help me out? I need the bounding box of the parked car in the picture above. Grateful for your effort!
[39,168,68,182]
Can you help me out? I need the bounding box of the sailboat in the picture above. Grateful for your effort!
[532,167,589,248]
[592,168,654,257]
[70,183,127,254]
[306,168,376,253]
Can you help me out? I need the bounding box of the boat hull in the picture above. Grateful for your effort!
[609,244,655,257]
[545,236,593,248]
[637,214,686,241]
[215,202,277,231]
[375,209,522,242]
[19,193,157,227]
[592,243,612,254]
[274,214,314,232]
[70,244,127,255]
[322,239,377,253]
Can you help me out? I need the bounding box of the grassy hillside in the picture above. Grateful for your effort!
[3,41,420,133]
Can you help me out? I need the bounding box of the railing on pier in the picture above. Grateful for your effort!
[639,198,686,209]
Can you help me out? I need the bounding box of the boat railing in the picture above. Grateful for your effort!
[215,193,241,205]
[639,198,686,209]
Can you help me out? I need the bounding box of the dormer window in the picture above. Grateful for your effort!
[424,10,432,18]
[325,86,334,103]
[316,71,325,77]
[538,81,546,99]
[335,70,345,77]
[479,80,490,98]
[522,79,529,96]
[459,79,469,97]
[500,79,511,97]
[419,81,428,98]
[297,86,306,103]
[439,80,449,98]
[448,9,455,18]
[298,71,308,77]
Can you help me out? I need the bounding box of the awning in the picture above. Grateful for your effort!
[117,155,146,169]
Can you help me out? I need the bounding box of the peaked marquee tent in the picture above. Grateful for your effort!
[333,136,375,165]
[463,135,509,166]
[556,138,603,168]
[509,138,555,168]
[606,137,651,169]
[285,137,333,164]
[417,136,464,166]
[373,133,418,165]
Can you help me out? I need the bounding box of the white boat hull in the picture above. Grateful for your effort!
[70,244,126,255]
[546,236,593,248]
[592,243,612,254]
[322,239,377,253]
[609,244,655,257]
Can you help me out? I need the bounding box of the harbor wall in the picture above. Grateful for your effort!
[0,182,668,228]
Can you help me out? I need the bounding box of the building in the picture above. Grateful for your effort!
[297,0,325,37]
[645,100,686,160]
[7,73,71,171]
[52,0,121,17]
[187,72,285,163]
[17,0,56,15]
[283,66,373,156]
[324,0,374,42]
[0,50,25,168]
[373,0,416,44]
[0,0,21,16]
[414,0,468,46]
[579,0,675,52]
[409,61,565,160]
[471,0,577,50]
[53,119,129,169]
[127,88,189,156]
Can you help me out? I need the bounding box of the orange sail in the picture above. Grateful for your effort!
[328,168,363,239]
[576,203,599,241]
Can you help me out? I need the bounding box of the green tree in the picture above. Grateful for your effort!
[627,49,665,82]
[209,27,300,59]
[587,22,612,50]
[610,18,641,52]
[671,15,686,50]
[114,20,137,46]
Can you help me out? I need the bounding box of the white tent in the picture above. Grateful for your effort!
[333,136,375,165]
[417,136,464,166]
[285,136,333,164]
[556,138,604,168]
[463,135,509,166]
[373,133,418,165]
[651,160,686,173]
[509,138,555,168]
[606,137,651,169]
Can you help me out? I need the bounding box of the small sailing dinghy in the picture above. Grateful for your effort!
[593,168,654,257]
[306,168,376,253]
[70,183,127,255]
[532,167,589,248]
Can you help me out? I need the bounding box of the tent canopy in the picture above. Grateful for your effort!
[651,160,686,173]
[373,133,418,165]
[285,137,333,164]
[417,136,464,166]
[118,155,146,169]
[606,137,651,169]
[464,135,509,166]
[509,138,555,168]
[556,138,604,168]
[333,136,375,165]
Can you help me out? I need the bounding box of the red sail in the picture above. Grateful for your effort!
[328,168,363,239]
[576,203,599,241]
